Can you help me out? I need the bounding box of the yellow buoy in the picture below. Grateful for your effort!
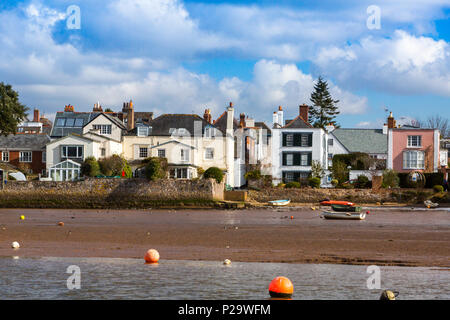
[20,215,25,220]
[223,259,231,265]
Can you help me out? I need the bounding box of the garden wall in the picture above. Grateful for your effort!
[0,178,224,208]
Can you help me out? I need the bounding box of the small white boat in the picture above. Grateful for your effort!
[424,200,439,208]
[320,211,366,220]
[268,199,291,206]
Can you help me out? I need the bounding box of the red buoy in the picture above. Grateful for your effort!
[144,249,160,264]
[269,276,294,298]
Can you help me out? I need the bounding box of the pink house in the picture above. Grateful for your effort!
[387,113,440,173]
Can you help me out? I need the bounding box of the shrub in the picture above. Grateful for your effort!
[308,176,321,188]
[145,158,167,181]
[244,169,262,180]
[203,167,224,183]
[331,179,339,187]
[98,154,129,177]
[81,156,101,177]
[285,181,301,188]
[355,175,370,188]
[433,185,444,193]
[311,160,325,179]
[382,169,399,188]
[331,161,349,185]
[197,167,205,177]
[276,183,285,188]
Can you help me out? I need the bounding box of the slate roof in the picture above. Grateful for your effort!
[332,129,388,154]
[255,122,272,136]
[0,134,51,151]
[283,115,313,129]
[148,114,222,136]
[213,111,239,133]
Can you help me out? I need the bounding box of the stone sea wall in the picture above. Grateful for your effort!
[0,178,224,209]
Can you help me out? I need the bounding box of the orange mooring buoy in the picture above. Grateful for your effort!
[269,276,294,298]
[144,249,160,264]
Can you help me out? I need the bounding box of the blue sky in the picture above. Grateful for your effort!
[0,0,449,128]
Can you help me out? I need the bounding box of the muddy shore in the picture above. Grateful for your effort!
[0,207,449,267]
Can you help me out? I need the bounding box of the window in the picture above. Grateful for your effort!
[101,148,106,157]
[93,124,112,135]
[286,134,294,147]
[205,127,215,138]
[158,149,166,158]
[55,118,66,127]
[139,147,148,158]
[301,154,308,166]
[2,151,9,162]
[328,139,334,146]
[19,151,32,162]
[301,134,309,146]
[407,135,422,147]
[74,118,84,127]
[403,151,425,169]
[137,126,148,137]
[62,146,83,158]
[42,151,46,163]
[285,172,294,182]
[65,118,75,127]
[286,154,293,166]
[205,148,214,160]
[181,149,189,161]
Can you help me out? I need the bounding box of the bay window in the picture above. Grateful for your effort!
[403,150,425,169]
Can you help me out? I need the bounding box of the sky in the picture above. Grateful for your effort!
[0,0,449,128]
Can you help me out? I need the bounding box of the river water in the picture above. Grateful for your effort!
[0,256,448,299]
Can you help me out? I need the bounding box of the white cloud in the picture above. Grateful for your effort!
[314,30,450,96]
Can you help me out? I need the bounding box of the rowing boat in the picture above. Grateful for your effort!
[268,199,291,206]
[320,211,366,220]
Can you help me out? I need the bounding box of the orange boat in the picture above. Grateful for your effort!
[320,200,355,206]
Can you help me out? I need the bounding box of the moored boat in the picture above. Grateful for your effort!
[320,200,355,206]
[331,204,362,212]
[320,211,366,220]
[268,199,291,206]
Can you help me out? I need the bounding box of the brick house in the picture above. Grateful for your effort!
[0,134,51,175]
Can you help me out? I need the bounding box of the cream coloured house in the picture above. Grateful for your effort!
[122,113,229,180]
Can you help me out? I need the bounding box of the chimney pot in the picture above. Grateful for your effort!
[278,106,283,111]
[33,109,40,122]
[299,104,309,123]
[387,112,395,129]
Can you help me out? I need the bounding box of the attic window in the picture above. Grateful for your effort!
[65,118,75,127]
[137,126,148,137]
[56,118,66,127]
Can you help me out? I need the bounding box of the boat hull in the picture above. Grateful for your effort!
[268,199,291,206]
[320,200,355,206]
[321,211,366,220]
[331,204,362,212]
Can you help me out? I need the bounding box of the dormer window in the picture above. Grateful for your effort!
[137,126,149,137]
[93,124,111,135]
[204,127,215,138]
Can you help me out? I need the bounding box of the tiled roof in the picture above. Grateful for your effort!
[148,114,222,136]
[0,134,50,150]
[213,111,239,133]
[332,129,388,154]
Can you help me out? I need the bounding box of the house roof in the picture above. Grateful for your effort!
[255,121,272,135]
[213,111,239,132]
[283,115,313,129]
[332,129,388,154]
[50,112,97,137]
[85,113,127,130]
[148,114,221,136]
[0,134,50,151]
[47,133,95,146]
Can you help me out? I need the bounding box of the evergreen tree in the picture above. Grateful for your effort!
[0,82,29,136]
[309,76,340,128]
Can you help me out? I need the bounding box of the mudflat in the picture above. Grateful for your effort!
[0,207,449,267]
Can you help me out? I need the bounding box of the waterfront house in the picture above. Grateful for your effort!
[0,134,50,175]
[387,113,441,173]
[17,108,52,135]
[122,112,228,180]
[271,104,328,185]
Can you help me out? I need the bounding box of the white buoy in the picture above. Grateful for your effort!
[223,259,231,265]
[11,241,20,249]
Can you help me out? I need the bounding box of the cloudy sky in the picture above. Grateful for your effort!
[0,0,449,127]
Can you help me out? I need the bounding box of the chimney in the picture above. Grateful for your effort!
[239,113,246,127]
[226,102,234,132]
[33,109,40,122]
[127,100,134,131]
[64,105,74,112]
[299,104,309,123]
[387,112,395,129]
[93,102,103,112]
[203,109,212,124]
[325,123,335,133]
[277,106,284,127]
[273,112,279,127]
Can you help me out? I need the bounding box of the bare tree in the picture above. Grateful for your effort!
[407,115,449,137]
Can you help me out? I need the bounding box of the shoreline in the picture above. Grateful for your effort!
[1,207,449,268]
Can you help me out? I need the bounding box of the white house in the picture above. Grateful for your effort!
[271,104,328,185]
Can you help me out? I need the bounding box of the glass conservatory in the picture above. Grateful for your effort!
[49,160,81,181]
